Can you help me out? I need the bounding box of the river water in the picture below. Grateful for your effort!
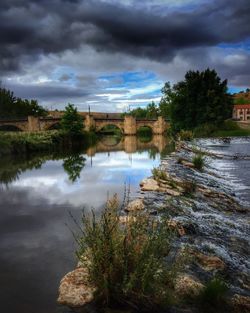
[0,135,171,313]
[1,136,249,313]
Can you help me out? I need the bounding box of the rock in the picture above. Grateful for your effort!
[119,215,137,224]
[181,160,195,168]
[162,187,181,196]
[175,275,204,298]
[57,268,96,308]
[192,251,225,271]
[126,199,144,212]
[140,178,159,191]
[232,294,250,313]
[168,220,186,236]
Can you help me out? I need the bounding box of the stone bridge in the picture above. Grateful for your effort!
[85,115,168,135]
[0,115,169,135]
[0,116,62,132]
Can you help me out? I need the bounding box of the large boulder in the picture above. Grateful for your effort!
[140,178,159,191]
[175,275,204,298]
[232,294,250,313]
[126,199,144,212]
[57,267,96,308]
[192,251,226,271]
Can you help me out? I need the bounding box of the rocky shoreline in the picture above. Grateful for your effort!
[57,138,250,312]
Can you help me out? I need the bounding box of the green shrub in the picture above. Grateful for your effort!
[193,123,219,137]
[192,154,205,171]
[198,278,229,309]
[75,196,182,309]
[152,167,168,181]
[178,130,194,141]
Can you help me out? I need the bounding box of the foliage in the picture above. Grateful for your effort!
[98,124,122,135]
[137,126,153,137]
[161,69,233,132]
[192,154,205,171]
[60,104,84,135]
[193,120,250,137]
[234,97,249,105]
[198,278,229,310]
[178,130,194,141]
[0,86,47,118]
[0,130,96,157]
[123,101,159,119]
[75,196,182,310]
[152,167,168,181]
[63,154,86,182]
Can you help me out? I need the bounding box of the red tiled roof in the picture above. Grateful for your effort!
[233,104,250,109]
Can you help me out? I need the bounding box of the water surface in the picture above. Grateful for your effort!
[0,135,170,313]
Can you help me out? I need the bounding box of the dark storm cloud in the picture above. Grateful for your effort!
[6,82,90,100]
[0,0,249,73]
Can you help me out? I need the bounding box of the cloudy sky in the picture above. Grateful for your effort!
[1,0,250,112]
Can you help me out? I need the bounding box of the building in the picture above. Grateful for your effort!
[233,104,250,121]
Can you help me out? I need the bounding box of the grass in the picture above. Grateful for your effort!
[0,130,97,156]
[152,167,168,181]
[178,130,194,141]
[198,278,229,312]
[193,120,250,138]
[74,195,184,310]
[192,154,206,171]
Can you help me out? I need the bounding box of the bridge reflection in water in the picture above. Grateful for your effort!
[86,135,169,157]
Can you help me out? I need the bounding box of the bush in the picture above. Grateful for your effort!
[178,130,194,141]
[75,196,182,310]
[152,167,168,181]
[192,154,205,171]
[193,123,219,137]
[198,278,229,310]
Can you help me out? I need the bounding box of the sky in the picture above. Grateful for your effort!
[0,0,250,112]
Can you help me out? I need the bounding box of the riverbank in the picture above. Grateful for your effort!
[193,121,250,138]
[0,130,97,157]
[58,137,250,313]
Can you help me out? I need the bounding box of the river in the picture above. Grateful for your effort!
[0,135,171,313]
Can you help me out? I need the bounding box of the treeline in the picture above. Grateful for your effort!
[125,69,233,134]
[0,86,47,118]
[122,101,161,119]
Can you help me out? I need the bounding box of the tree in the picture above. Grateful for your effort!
[161,69,233,131]
[0,85,47,118]
[146,101,159,119]
[60,103,83,135]
[159,82,171,120]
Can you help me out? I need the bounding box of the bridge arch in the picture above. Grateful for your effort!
[95,122,124,134]
[0,123,25,132]
[45,122,61,130]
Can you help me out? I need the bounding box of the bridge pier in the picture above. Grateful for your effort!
[85,114,95,132]
[124,116,136,135]
[28,116,40,132]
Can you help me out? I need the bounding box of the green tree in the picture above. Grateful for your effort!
[0,85,47,118]
[146,101,159,119]
[159,82,171,119]
[60,104,83,135]
[162,69,233,131]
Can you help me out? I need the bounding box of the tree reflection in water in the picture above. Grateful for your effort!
[62,154,86,182]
